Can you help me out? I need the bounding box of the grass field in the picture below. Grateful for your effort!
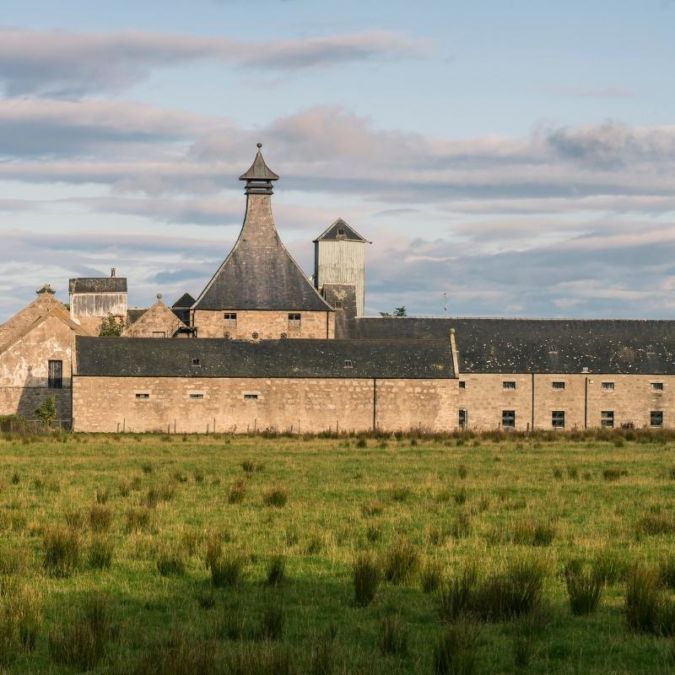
[0,430,673,673]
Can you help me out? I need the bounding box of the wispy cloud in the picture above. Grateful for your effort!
[0,27,426,96]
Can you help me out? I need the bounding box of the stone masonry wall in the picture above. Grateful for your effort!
[193,310,335,340]
[72,376,454,433]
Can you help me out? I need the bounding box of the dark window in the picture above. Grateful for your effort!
[334,300,343,309]
[650,411,663,427]
[552,411,565,429]
[192,358,201,366]
[459,380,466,389]
[48,360,63,389]
[601,382,614,391]
[459,409,467,429]
[344,359,353,369]
[135,393,150,400]
[288,313,301,330]
[503,381,516,390]
[244,393,258,400]
[601,411,614,428]
[224,313,237,322]
[502,410,516,428]
[337,228,345,237]
[189,393,204,400]
[552,381,565,390]
[651,382,664,391]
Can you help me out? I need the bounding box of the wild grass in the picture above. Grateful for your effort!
[0,431,672,672]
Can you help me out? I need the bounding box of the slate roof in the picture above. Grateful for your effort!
[313,218,369,243]
[344,318,675,375]
[239,145,279,182]
[193,149,332,312]
[172,293,195,309]
[69,278,127,294]
[75,336,453,379]
[127,309,147,325]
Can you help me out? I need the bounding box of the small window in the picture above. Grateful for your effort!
[288,313,301,330]
[601,411,614,428]
[552,411,565,429]
[135,393,150,400]
[650,411,663,428]
[334,300,343,309]
[224,313,237,323]
[337,227,345,237]
[502,410,516,428]
[192,358,201,367]
[459,409,467,429]
[601,382,614,391]
[189,393,204,400]
[458,380,466,389]
[251,332,259,340]
[503,381,516,390]
[344,359,353,369]
[552,381,565,390]
[650,382,664,391]
[48,360,63,389]
[243,393,259,400]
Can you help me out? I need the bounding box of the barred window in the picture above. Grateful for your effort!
[552,411,565,429]
[651,382,664,391]
[503,381,516,390]
[552,381,565,390]
[601,411,614,428]
[135,393,150,400]
[650,411,663,427]
[502,410,516,428]
[601,382,614,391]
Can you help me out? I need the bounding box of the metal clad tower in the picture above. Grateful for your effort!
[314,219,369,317]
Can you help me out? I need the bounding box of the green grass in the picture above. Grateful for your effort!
[0,431,673,672]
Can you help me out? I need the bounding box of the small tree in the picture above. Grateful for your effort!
[394,306,407,317]
[35,397,57,427]
[99,314,124,337]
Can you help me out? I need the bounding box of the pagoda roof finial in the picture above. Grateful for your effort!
[239,143,279,194]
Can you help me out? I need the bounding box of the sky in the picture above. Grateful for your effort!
[0,0,674,319]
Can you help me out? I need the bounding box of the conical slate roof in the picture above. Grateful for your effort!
[194,147,332,312]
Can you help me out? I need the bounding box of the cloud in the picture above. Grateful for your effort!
[0,27,425,96]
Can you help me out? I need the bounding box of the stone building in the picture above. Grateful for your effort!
[1,145,673,432]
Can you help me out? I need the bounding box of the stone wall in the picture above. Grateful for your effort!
[0,315,75,420]
[192,310,335,340]
[72,376,453,433]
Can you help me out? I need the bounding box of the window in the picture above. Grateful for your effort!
[601,411,614,428]
[552,411,565,429]
[47,360,63,389]
[459,409,467,429]
[601,382,614,391]
[337,227,345,237]
[552,381,565,390]
[503,381,516,390]
[288,313,301,330]
[344,359,354,369]
[650,411,663,428]
[189,393,204,400]
[502,410,516,428]
[459,380,466,389]
[334,300,343,309]
[224,313,237,323]
[243,393,259,400]
[651,382,664,391]
[192,358,201,366]
[135,393,150,400]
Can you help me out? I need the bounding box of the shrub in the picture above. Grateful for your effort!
[157,547,186,577]
[625,564,675,636]
[353,553,380,607]
[228,480,246,504]
[421,562,443,593]
[43,527,79,577]
[383,539,419,584]
[259,601,284,641]
[379,614,407,656]
[89,537,114,569]
[48,594,115,671]
[89,505,112,533]
[125,507,152,533]
[564,561,603,615]
[263,487,288,508]
[266,555,286,587]
[433,621,480,675]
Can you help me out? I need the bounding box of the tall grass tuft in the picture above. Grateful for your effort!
[433,621,480,675]
[259,600,284,641]
[625,564,675,636]
[378,613,407,656]
[353,553,380,607]
[383,539,419,584]
[156,546,186,577]
[421,561,443,593]
[564,561,603,615]
[263,487,288,507]
[88,536,114,569]
[205,538,244,588]
[438,566,478,622]
[592,549,627,585]
[308,625,338,675]
[125,507,152,533]
[266,555,286,587]
[89,504,112,533]
[43,527,80,577]
[48,594,115,671]
[228,479,246,504]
